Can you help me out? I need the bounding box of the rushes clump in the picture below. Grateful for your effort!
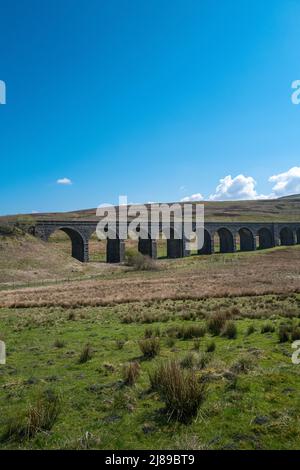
[180,352,196,369]
[261,322,275,334]
[221,321,237,339]
[231,354,254,374]
[123,362,140,386]
[206,340,216,353]
[207,311,228,336]
[1,390,61,442]
[139,338,160,358]
[278,325,290,343]
[291,326,300,341]
[78,344,93,364]
[144,327,160,338]
[174,324,206,340]
[148,360,206,423]
[245,325,255,336]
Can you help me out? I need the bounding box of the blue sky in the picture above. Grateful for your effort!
[1,0,300,215]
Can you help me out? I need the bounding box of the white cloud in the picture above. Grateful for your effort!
[57,177,72,185]
[269,166,300,197]
[209,174,260,201]
[181,193,204,202]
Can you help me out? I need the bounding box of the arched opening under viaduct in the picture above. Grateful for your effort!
[280,227,295,246]
[49,227,86,262]
[297,228,300,244]
[215,228,235,253]
[238,227,255,251]
[198,229,212,254]
[257,228,273,249]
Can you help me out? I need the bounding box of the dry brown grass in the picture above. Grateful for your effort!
[1,247,300,308]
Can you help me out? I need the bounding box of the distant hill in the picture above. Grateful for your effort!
[279,194,300,200]
[1,194,300,223]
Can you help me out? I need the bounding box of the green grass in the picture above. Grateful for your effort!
[1,296,300,449]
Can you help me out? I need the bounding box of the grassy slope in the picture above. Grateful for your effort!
[2,195,300,222]
[1,296,300,449]
[0,233,111,285]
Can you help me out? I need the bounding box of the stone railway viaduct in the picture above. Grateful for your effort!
[34,220,300,263]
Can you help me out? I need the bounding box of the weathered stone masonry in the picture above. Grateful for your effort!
[34,220,300,263]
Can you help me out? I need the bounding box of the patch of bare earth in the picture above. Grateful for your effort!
[1,247,300,308]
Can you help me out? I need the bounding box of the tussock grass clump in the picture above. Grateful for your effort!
[221,321,237,339]
[165,337,175,348]
[148,360,206,423]
[261,322,275,334]
[207,311,228,336]
[231,354,254,374]
[193,339,201,351]
[1,390,61,442]
[206,340,216,353]
[53,339,65,348]
[180,352,196,369]
[139,338,160,358]
[68,311,76,321]
[278,325,290,343]
[172,324,206,340]
[291,326,300,341]
[123,362,140,386]
[245,325,256,336]
[125,252,157,271]
[196,352,211,370]
[78,344,93,364]
[144,326,160,338]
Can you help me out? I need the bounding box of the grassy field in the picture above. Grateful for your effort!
[1,296,300,450]
[1,230,300,450]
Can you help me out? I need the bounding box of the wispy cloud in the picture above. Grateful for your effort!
[57,177,72,185]
[181,193,204,202]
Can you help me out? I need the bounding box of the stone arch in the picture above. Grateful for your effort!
[296,228,300,244]
[280,227,294,246]
[198,229,212,254]
[257,227,273,249]
[238,227,255,251]
[52,227,87,262]
[216,227,235,253]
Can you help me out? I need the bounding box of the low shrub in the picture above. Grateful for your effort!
[148,360,206,423]
[125,251,157,271]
